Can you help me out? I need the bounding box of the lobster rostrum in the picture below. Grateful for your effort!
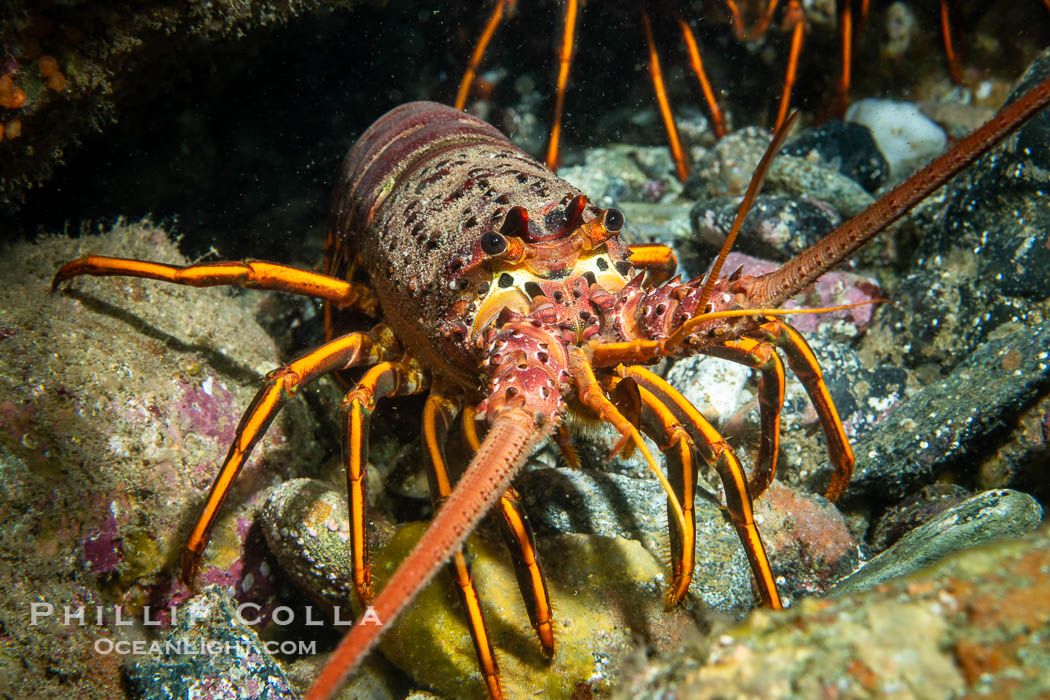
[50,76,1050,699]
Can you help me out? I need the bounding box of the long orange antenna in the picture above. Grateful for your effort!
[544,0,579,172]
[677,14,728,139]
[695,111,799,314]
[640,6,690,181]
[455,1,509,111]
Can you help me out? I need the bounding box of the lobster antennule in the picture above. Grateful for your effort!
[749,73,1050,308]
[304,406,555,700]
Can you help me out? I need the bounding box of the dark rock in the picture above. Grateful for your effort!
[515,466,755,612]
[782,120,889,192]
[834,489,1043,596]
[842,323,1050,504]
[868,483,972,553]
[867,49,1050,369]
[688,195,840,261]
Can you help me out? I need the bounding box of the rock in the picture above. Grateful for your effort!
[559,144,684,210]
[518,468,859,612]
[753,485,860,600]
[373,524,703,699]
[835,489,1043,596]
[846,98,947,179]
[124,586,297,700]
[0,223,324,697]
[843,323,1050,504]
[617,201,693,246]
[260,479,362,618]
[868,53,1050,371]
[516,467,755,613]
[781,120,889,193]
[684,128,876,219]
[620,527,1050,699]
[688,195,841,261]
[868,483,973,553]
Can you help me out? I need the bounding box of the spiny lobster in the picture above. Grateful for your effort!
[50,74,1050,698]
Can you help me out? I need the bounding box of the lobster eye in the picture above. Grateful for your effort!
[604,208,624,232]
[480,231,508,256]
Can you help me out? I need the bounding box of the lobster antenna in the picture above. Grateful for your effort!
[695,110,799,314]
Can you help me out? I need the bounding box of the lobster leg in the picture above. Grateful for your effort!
[940,0,965,85]
[701,337,787,499]
[183,329,396,582]
[724,0,781,40]
[639,6,690,181]
[51,256,378,314]
[568,347,688,537]
[343,356,430,603]
[421,389,504,700]
[618,365,782,609]
[545,0,580,172]
[494,485,556,658]
[458,405,556,657]
[455,0,510,110]
[676,14,728,139]
[833,0,853,118]
[621,377,699,608]
[752,319,853,501]
[774,0,806,132]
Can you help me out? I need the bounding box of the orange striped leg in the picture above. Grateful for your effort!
[940,0,965,84]
[774,0,806,132]
[421,390,504,699]
[753,319,854,501]
[545,0,579,172]
[724,0,780,40]
[640,6,690,181]
[835,0,853,118]
[343,356,429,603]
[181,329,395,583]
[624,378,698,608]
[677,14,728,139]
[455,0,509,110]
[627,244,679,286]
[618,365,782,609]
[700,337,786,499]
[52,256,378,315]
[459,404,556,657]
[568,347,689,539]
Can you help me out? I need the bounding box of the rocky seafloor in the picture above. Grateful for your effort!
[2,4,1050,700]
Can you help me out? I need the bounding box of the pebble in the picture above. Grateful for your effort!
[846,98,947,179]
[834,488,1043,596]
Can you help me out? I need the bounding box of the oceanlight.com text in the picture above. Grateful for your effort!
[93,638,318,656]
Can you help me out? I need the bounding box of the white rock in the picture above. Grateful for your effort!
[846,98,946,179]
